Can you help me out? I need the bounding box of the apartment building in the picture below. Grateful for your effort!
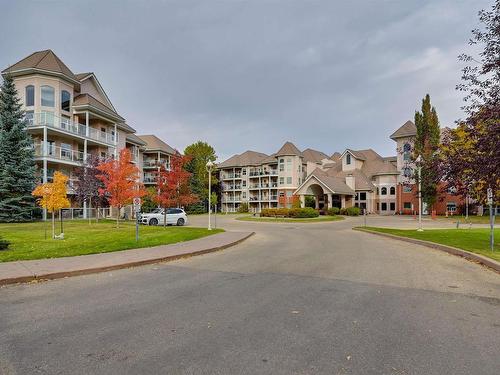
[1,50,178,216]
[218,142,307,213]
[137,135,177,185]
[220,121,462,215]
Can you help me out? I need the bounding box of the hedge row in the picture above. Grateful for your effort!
[260,207,319,218]
[327,206,361,216]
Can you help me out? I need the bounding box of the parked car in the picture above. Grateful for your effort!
[139,208,188,226]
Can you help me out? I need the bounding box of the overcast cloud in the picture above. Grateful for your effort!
[0,0,489,161]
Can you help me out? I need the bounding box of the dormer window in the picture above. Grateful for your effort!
[41,85,55,107]
[346,153,351,165]
[25,85,35,107]
[61,90,71,111]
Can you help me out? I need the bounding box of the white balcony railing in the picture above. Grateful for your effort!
[27,112,115,145]
[34,143,85,164]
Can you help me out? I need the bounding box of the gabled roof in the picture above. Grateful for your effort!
[331,152,341,161]
[275,141,303,157]
[73,93,125,122]
[2,50,79,84]
[390,120,417,140]
[137,135,177,155]
[341,148,367,161]
[75,72,118,113]
[218,150,269,168]
[126,133,147,146]
[302,148,329,163]
[294,169,355,196]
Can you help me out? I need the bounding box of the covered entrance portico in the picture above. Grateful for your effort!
[294,174,355,210]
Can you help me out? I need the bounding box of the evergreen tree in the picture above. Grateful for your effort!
[413,94,441,209]
[0,74,36,222]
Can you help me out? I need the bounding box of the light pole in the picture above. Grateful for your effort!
[206,161,214,230]
[416,156,423,231]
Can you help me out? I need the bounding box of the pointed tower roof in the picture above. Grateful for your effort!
[276,141,303,157]
[2,50,78,83]
[390,120,417,140]
[302,148,329,163]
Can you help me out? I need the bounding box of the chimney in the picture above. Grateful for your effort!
[345,174,355,190]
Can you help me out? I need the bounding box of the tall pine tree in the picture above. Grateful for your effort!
[413,94,441,210]
[0,74,36,221]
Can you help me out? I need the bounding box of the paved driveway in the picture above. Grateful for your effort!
[1,215,499,374]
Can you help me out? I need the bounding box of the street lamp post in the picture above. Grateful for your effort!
[206,161,214,230]
[416,156,423,232]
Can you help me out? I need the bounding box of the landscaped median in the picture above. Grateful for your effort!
[355,226,500,272]
[0,221,254,285]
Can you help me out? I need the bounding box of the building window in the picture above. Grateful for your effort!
[403,185,412,193]
[403,144,411,161]
[61,90,71,111]
[286,177,292,185]
[390,202,395,211]
[381,187,387,195]
[60,143,72,160]
[61,115,71,129]
[286,158,292,172]
[360,192,366,200]
[447,202,457,212]
[242,181,246,187]
[25,85,35,107]
[279,177,284,185]
[346,153,351,165]
[403,167,412,178]
[242,192,246,199]
[404,202,412,209]
[390,186,395,195]
[242,168,247,176]
[279,163,284,172]
[41,85,55,107]
[381,202,387,211]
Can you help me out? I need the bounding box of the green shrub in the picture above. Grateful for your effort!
[346,207,361,216]
[304,196,316,208]
[289,207,319,218]
[327,207,340,216]
[0,236,10,251]
[237,203,249,213]
[339,208,348,215]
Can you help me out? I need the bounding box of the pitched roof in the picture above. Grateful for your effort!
[390,120,417,139]
[302,148,329,163]
[275,141,303,157]
[297,169,355,195]
[73,93,124,121]
[331,152,341,161]
[2,50,78,83]
[137,135,177,155]
[218,150,269,168]
[75,72,92,81]
[125,133,147,146]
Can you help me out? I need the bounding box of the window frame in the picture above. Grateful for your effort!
[40,85,55,107]
[25,85,35,107]
[61,90,71,112]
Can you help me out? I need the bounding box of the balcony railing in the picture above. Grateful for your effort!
[143,159,171,169]
[27,112,115,145]
[143,176,157,183]
[249,170,278,177]
[34,143,84,163]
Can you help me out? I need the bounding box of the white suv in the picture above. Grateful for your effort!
[140,208,189,226]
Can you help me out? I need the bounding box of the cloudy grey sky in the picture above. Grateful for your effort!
[0,0,489,161]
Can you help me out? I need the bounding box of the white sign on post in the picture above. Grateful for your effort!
[133,197,141,212]
[487,188,493,205]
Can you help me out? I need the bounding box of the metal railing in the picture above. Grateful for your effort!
[27,112,115,145]
[249,170,278,177]
[34,143,85,163]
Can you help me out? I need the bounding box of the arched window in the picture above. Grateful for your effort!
[61,90,71,111]
[390,186,395,195]
[41,85,55,107]
[346,153,351,165]
[25,85,35,106]
[403,143,411,161]
[381,187,387,195]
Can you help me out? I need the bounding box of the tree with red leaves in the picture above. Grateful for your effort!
[152,154,198,227]
[97,148,145,228]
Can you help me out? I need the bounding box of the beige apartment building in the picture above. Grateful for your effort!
[219,125,415,215]
[1,50,177,217]
[137,135,177,186]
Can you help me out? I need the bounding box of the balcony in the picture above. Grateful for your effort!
[143,176,157,183]
[143,159,170,169]
[249,170,278,177]
[34,143,84,164]
[27,112,115,145]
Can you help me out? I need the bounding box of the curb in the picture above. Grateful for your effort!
[353,227,500,274]
[0,232,255,286]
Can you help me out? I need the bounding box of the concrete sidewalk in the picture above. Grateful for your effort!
[0,231,254,285]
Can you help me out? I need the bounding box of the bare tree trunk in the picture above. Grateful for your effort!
[88,196,92,225]
[52,211,55,239]
[116,206,120,228]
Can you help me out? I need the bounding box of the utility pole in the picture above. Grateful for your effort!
[416,156,423,231]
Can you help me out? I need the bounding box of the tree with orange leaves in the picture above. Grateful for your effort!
[152,154,198,227]
[97,148,145,228]
[32,171,71,239]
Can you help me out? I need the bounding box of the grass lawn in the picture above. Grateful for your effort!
[236,215,344,223]
[0,220,223,262]
[362,226,500,262]
[436,215,497,224]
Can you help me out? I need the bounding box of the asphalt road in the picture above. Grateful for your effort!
[1,215,499,374]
